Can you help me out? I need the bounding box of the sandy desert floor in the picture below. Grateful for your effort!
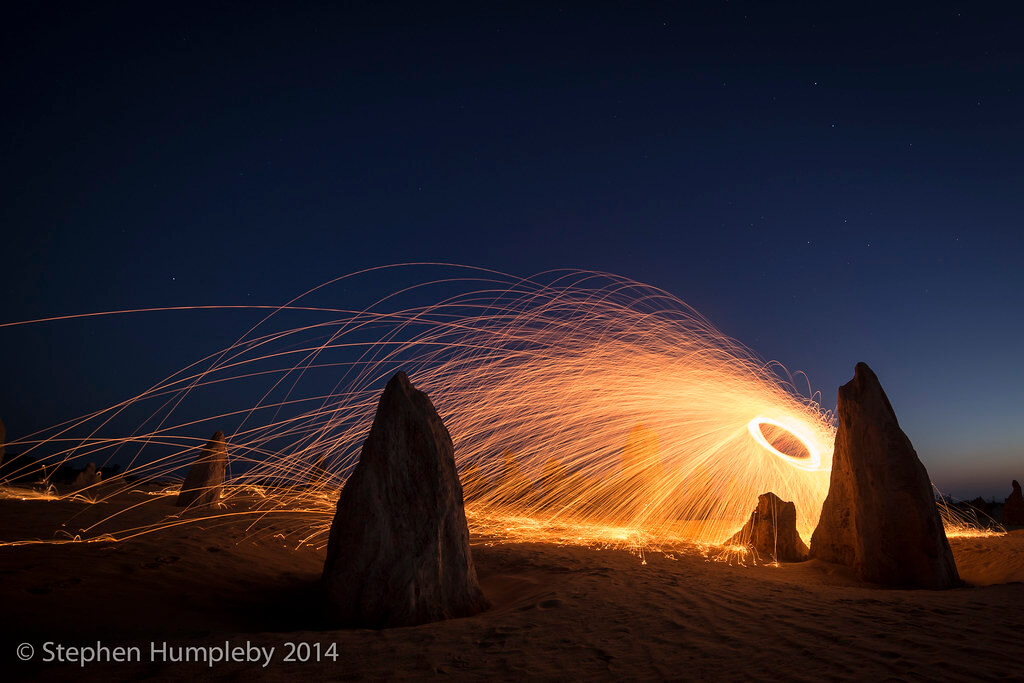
[2,490,1022,681]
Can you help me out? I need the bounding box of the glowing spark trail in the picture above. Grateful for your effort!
[1,265,980,552]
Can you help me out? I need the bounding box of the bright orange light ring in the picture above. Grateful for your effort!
[747,417,823,472]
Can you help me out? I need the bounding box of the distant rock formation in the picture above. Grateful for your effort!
[810,363,960,589]
[1004,480,1024,526]
[622,424,661,475]
[499,449,537,504]
[322,371,489,628]
[618,423,663,521]
[176,431,228,507]
[71,462,101,489]
[308,452,329,488]
[460,461,487,501]
[537,457,568,509]
[729,492,808,562]
[967,496,993,518]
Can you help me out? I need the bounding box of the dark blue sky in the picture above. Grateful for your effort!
[3,2,1022,498]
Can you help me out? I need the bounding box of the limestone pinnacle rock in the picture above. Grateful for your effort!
[71,462,101,489]
[322,371,489,628]
[729,492,809,562]
[176,431,228,507]
[1003,480,1024,526]
[810,363,960,589]
[325,370,489,626]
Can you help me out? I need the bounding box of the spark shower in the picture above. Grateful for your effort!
[2,265,838,548]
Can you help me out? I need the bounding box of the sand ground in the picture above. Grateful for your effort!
[2,490,1022,681]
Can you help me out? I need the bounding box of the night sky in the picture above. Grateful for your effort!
[3,3,1022,498]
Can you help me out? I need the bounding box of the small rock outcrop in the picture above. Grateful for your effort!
[1004,480,1024,526]
[322,371,489,628]
[176,431,228,507]
[71,462,101,489]
[729,492,809,562]
[810,363,960,589]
